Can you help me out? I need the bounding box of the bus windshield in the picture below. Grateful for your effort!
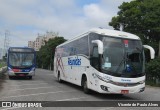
[101,36,145,78]
[9,52,35,68]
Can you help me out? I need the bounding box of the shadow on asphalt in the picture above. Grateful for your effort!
[0,73,6,91]
[8,76,32,80]
[55,80,138,101]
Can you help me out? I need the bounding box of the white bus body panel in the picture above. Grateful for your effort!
[54,55,145,94]
[88,68,145,93]
[54,28,146,94]
[54,55,90,86]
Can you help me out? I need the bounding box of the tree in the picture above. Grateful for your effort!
[36,36,66,70]
[109,0,160,57]
[2,53,7,62]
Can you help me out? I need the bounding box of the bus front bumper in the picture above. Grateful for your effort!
[8,71,35,76]
[97,80,145,94]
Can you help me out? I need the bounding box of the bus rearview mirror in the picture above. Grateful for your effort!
[92,40,103,54]
[143,45,155,59]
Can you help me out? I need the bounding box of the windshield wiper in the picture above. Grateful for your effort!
[102,69,121,77]
[136,47,142,52]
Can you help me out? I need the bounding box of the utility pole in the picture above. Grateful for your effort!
[159,40,160,57]
[3,30,10,57]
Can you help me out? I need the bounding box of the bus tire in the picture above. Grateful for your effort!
[58,72,62,83]
[9,76,13,79]
[82,77,90,94]
[28,76,32,79]
[115,94,123,96]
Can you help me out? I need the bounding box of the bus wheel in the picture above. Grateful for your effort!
[83,77,90,94]
[58,73,62,83]
[28,76,32,79]
[9,76,13,79]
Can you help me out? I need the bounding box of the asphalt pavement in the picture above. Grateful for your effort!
[0,69,160,110]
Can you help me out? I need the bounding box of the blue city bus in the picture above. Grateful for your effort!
[7,47,36,79]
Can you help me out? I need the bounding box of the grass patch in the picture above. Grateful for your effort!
[0,63,6,68]
[0,63,2,68]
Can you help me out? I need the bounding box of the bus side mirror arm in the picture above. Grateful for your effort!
[92,40,103,54]
[143,45,155,59]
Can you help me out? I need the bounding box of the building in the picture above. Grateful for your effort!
[44,31,58,42]
[28,31,56,51]
[28,41,35,49]
[34,35,45,51]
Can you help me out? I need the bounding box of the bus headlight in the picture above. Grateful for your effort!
[96,74,111,83]
[138,80,145,84]
[139,87,145,92]
[100,85,109,91]
[8,67,13,72]
[31,68,35,72]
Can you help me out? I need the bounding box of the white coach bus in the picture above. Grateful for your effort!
[54,28,155,94]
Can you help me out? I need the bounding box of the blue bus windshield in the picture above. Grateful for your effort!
[9,52,35,68]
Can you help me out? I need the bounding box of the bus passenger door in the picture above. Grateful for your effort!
[90,46,99,70]
[89,46,99,90]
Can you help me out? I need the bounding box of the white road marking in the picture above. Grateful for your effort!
[9,85,64,91]
[97,107,114,110]
[45,74,54,75]
[0,90,77,99]
[9,86,54,91]
[14,81,46,84]
[56,97,87,101]
[9,83,48,87]
[1,107,20,110]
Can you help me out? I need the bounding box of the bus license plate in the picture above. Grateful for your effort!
[121,90,129,94]
[19,74,24,76]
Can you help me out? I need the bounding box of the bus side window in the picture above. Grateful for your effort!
[90,46,99,70]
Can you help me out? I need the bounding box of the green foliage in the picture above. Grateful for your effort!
[109,0,160,56]
[36,37,66,70]
[0,63,2,68]
[146,58,160,86]
[109,0,160,86]
[0,61,6,68]
[146,58,160,78]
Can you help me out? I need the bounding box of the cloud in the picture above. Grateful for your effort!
[0,0,133,48]
[84,4,108,19]
[83,4,110,28]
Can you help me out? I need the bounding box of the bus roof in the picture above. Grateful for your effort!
[8,47,35,52]
[9,47,34,49]
[57,28,141,47]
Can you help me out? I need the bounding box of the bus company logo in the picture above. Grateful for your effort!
[68,57,81,65]
[121,79,131,82]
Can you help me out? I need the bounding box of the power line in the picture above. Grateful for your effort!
[3,30,10,56]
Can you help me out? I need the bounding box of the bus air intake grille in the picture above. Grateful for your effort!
[110,81,141,87]
[15,73,29,76]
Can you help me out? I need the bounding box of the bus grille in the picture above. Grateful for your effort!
[15,73,29,76]
[110,81,141,87]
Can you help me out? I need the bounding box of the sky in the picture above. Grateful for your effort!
[0,0,132,48]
